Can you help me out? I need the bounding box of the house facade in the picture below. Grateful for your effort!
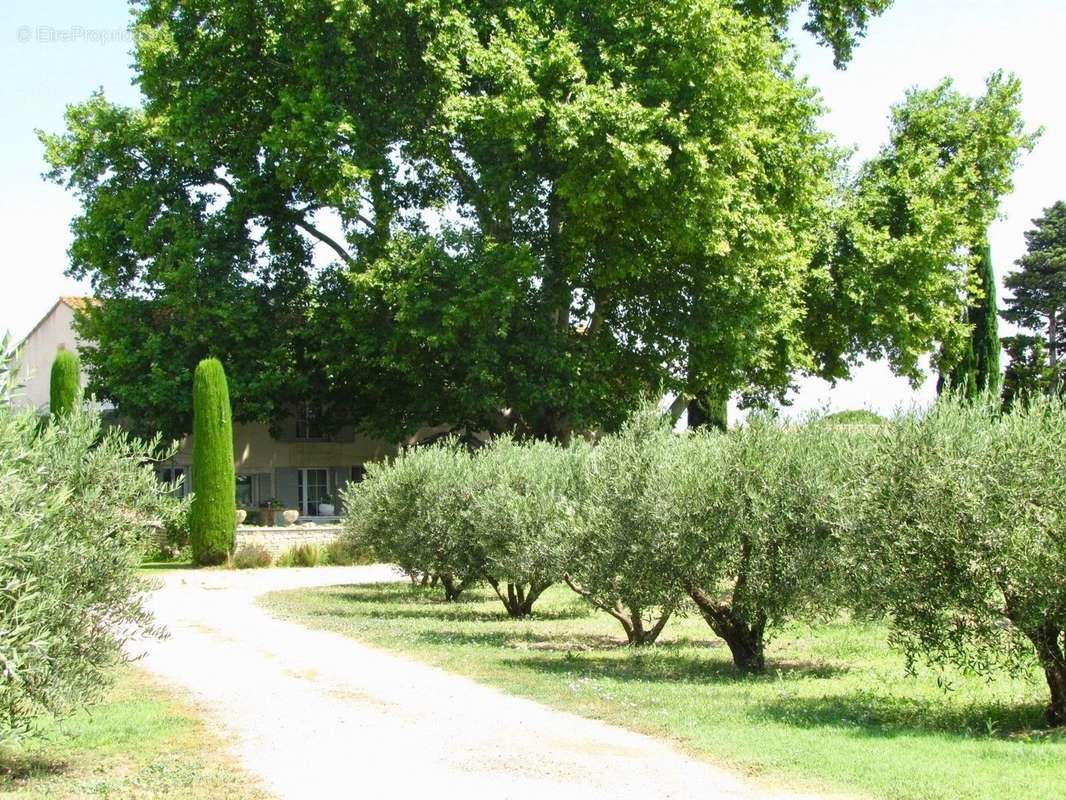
[13,297,435,520]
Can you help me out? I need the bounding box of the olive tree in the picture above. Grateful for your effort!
[566,410,684,645]
[850,396,1066,726]
[0,347,180,738]
[469,438,586,617]
[343,443,484,601]
[665,417,857,671]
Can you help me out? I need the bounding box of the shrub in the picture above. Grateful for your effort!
[277,543,325,568]
[850,395,1066,726]
[664,415,858,671]
[343,443,483,600]
[153,504,190,561]
[48,349,82,418]
[468,437,586,617]
[231,545,273,569]
[0,350,180,738]
[323,538,373,566]
[566,409,684,644]
[824,408,884,425]
[189,358,235,566]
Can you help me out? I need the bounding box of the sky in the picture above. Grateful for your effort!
[1,0,1063,416]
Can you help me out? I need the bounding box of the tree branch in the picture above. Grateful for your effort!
[291,216,357,268]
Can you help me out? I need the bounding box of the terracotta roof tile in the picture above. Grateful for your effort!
[59,296,97,311]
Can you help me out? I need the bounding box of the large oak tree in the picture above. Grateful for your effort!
[42,0,1032,440]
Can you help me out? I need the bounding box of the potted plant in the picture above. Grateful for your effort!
[318,493,335,516]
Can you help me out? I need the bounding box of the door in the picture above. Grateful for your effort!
[297,468,330,516]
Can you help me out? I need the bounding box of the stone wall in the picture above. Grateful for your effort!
[235,524,343,557]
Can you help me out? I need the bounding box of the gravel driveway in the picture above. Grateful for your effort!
[132,566,820,800]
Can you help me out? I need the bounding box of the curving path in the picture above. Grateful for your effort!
[132,566,822,800]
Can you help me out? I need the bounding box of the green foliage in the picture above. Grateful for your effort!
[1002,200,1066,394]
[566,410,685,644]
[1002,334,1057,410]
[664,416,860,670]
[808,73,1036,384]
[848,395,1066,725]
[231,545,273,570]
[189,358,235,566]
[153,504,190,562]
[42,0,1027,443]
[469,437,587,617]
[823,408,884,425]
[276,543,325,568]
[939,238,1001,398]
[48,349,81,418]
[323,538,373,567]
[342,445,483,599]
[337,393,1066,721]
[0,356,180,739]
[973,240,1002,394]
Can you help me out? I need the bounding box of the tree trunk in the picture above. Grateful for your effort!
[487,578,552,618]
[1021,622,1066,727]
[686,389,728,432]
[1049,311,1060,392]
[688,585,767,673]
[563,576,671,645]
[627,608,672,646]
[438,574,467,602]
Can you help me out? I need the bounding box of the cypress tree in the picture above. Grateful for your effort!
[971,240,1001,394]
[190,358,236,565]
[938,237,999,398]
[49,349,82,417]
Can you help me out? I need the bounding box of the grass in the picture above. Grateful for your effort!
[0,665,267,799]
[263,582,1065,800]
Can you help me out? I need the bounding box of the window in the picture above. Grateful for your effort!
[236,474,253,508]
[297,468,330,516]
[351,465,367,483]
[158,467,187,498]
[295,403,325,440]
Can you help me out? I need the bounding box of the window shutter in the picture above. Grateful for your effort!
[331,467,350,512]
[275,467,300,511]
[256,472,272,506]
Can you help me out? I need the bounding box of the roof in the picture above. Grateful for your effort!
[60,296,96,311]
[17,296,97,349]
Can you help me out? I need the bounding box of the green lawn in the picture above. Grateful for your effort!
[263,582,1064,800]
[0,665,267,799]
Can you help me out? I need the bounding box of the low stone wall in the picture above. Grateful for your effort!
[235,524,343,557]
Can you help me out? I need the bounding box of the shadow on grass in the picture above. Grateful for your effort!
[756,691,1054,740]
[506,646,846,685]
[514,650,1055,740]
[276,583,1064,742]
[0,750,67,782]
[312,584,593,623]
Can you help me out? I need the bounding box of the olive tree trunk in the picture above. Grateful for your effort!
[564,576,672,645]
[486,578,551,618]
[437,574,470,602]
[1021,622,1066,727]
[688,585,767,673]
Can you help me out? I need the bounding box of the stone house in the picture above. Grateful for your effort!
[12,297,438,521]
